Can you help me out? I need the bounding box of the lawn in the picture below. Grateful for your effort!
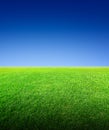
[0,67,109,130]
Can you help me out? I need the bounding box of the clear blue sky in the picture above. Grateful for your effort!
[0,0,109,66]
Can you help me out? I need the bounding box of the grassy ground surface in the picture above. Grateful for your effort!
[0,67,109,130]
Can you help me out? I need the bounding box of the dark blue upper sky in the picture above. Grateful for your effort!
[0,0,109,66]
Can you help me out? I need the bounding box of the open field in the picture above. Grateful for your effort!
[0,67,109,130]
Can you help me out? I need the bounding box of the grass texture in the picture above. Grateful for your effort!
[0,67,109,130]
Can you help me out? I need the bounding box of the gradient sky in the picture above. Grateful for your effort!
[0,0,109,66]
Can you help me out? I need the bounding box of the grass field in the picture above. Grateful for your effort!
[0,67,109,130]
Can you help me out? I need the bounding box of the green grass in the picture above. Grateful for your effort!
[0,67,109,130]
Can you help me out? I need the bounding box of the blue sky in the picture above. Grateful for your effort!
[0,0,109,66]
